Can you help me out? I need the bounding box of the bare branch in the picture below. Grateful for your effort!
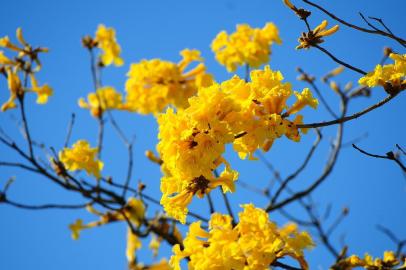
[313,45,367,75]
[271,129,322,204]
[267,95,347,212]
[64,113,76,147]
[298,93,400,129]
[302,0,406,48]
[352,144,406,173]
[2,198,88,210]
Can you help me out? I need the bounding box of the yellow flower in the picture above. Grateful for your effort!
[78,86,125,117]
[211,22,281,72]
[359,53,406,89]
[0,35,22,52]
[170,204,313,270]
[29,74,53,104]
[287,88,319,115]
[149,234,162,258]
[95,24,124,66]
[124,197,145,226]
[126,228,142,268]
[69,219,87,240]
[0,51,16,65]
[161,190,193,224]
[58,140,103,178]
[124,49,213,114]
[1,67,21,111]
[297,20,339,49]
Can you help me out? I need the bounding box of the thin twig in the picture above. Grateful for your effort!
[302,0,406,48]
[396,144,406,156]
[106,111,135,198]
[313,45,367,75]
[272,261,303,270]
[306,203,340,258]
[352,144,406,173]
[271,129,322,204]
[298,93,398,128]
[206,193,215,214]
[0,161,39,173]
[245,64,250,82]
[18,96,34,158]
[64,113,76,147]
[3,199,88,210]
[96,117,104,159]
[376,224,406,257]
[267,96,347,212]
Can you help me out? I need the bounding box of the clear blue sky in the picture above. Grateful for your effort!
[1,0,405,269]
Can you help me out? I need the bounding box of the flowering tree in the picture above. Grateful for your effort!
[1,0,405,269]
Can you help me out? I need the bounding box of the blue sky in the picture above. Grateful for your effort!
[1,0,405,269]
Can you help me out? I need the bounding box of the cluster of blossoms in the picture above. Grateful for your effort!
[170,204,313,270]
[158,65,318,223]
[94,24,124,67]
[359,53,406,90]
[57,140,103,178]
[79,86,127,118]
[0,28,53,111]
[333,251,406,270]
[124,49,213,114]
[211,22,281,72]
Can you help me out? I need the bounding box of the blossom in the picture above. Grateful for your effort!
[1,67,21,111]
[211,22,281,72]
[359,53,406,90]
[0,51,16,65]
[287,88,319,115]
[29,73,53,104]
[1,28,52,112]
[149,234,162,258]
[170,204,313,270]
[95,24,124,66]
[124,49,213,114]
[78,86,126,117]
[157,66,317,223]
[297,20,339,49]
[69,219,87,240]
[58,140,103,178]
[127,228,142,269]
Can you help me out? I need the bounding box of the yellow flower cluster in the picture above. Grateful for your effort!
[58,140,103,178]
[0,28,53,111]
[333,251,405,270]
[158,66,318,223]
[211,23,282,72]
[124,49,213,114]
[95,24,124,66]
[170,204,313,270]
[359,53,406,89]
[78,86,127,118]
